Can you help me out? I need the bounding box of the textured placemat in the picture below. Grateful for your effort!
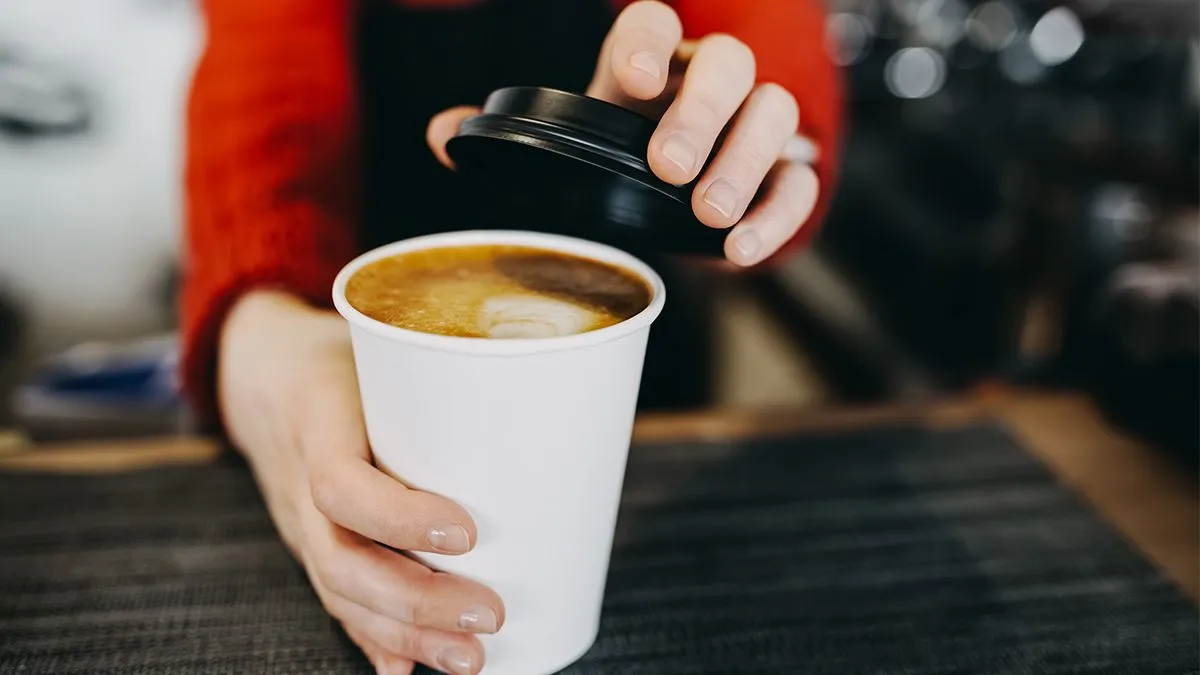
[1,423,1196,674]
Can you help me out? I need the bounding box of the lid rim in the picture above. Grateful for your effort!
[452,114,691,204]
[446,86,724,258]
[482,86,658,140]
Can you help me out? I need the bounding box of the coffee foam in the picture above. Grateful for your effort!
[479,295,596,338]
[345,244,652,339]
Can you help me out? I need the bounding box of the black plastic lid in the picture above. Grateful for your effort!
[446,86,725,257]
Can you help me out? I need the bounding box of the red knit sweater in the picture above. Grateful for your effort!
[182,0,842,421]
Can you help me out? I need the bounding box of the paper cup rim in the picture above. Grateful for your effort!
[332,230,667,356]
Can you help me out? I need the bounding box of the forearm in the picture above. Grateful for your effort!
[182,0,361,425]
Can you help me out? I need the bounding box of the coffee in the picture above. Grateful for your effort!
[345,244,653,339]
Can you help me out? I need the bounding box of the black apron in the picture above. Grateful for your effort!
[355,0,714,409]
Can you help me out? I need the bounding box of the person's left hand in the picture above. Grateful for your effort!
[426,0,820,267]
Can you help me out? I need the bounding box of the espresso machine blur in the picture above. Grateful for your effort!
[776,0,1198,458]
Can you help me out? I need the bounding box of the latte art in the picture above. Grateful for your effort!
[345,244,652,339]
[479,295,596,339]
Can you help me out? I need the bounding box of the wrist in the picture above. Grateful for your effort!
[228,287,314,322]
[222,287,338,346]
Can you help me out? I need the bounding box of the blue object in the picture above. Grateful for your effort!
[21,336,181,408]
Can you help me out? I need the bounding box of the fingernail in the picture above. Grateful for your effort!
[436,646,474,675]
[629,51,662,80]
[458,605,498,634]
[427,525,471,554]
[661,133,697,174]
[732,230,762,261]
[703,179,741,219]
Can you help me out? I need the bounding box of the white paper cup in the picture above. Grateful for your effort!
[332,230,666,675]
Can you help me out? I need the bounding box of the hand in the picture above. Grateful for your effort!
[218,290,505,675]
[426,0,819,267]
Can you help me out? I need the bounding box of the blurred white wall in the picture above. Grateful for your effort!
[0,0,202,356]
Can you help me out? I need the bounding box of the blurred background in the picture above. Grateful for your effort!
[0,0,1196,462]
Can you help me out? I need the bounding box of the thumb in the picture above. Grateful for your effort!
[426,106,482,169]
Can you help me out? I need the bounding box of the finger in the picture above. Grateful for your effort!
[312,522,505,633]
[325,583,484,675]
[342,602,483,675]
[309,452,478,555]
[723,160,820,267]
[426,106,481,169]
[299,363,477,554]
[343,625,414,675]
[373,654,416,675]
[647,33,755,185]
[692,83,799,229]
[588,0,683,103]
[299,376,476,556]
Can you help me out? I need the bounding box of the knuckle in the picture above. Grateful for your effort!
[308,468,344,521]
[756,83,800,131]
[314,571,347,614]
[393,623,425,658]
[315,549,359,600]
[681,37,755,127]
[625,0,682,34]
[730,142,776,176]
[625,25,674,52]
[314,586,343,618]
[702,33,756,76]
[404,567,438,626]
[686,93,727,128]
[317,564,351,601]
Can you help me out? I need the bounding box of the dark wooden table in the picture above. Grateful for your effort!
[2,390,1195,603]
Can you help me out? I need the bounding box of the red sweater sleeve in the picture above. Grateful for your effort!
[182,0,360,424]
[181,0,840,423]
[668,0,843,260]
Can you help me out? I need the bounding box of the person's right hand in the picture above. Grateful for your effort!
[217,290,505,675]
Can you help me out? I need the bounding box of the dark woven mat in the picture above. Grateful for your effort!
[1,423,1196,674]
